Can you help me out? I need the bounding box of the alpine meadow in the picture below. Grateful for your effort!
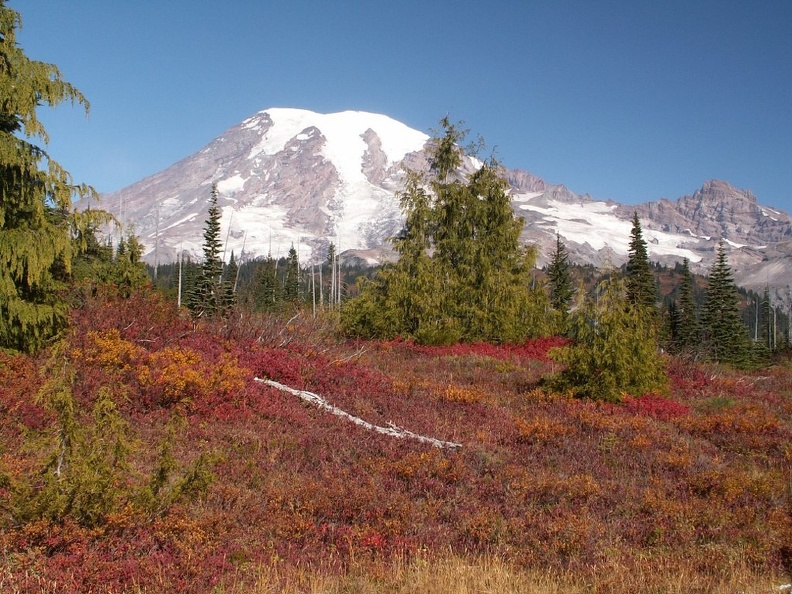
[2,3,792,593]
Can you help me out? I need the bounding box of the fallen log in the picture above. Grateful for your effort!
[254,377,462,449]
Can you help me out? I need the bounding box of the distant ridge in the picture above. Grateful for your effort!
[80,108,792,292]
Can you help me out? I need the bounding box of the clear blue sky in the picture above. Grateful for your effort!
[14,0,792,212]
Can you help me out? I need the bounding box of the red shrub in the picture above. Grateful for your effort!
[624,393,691,421]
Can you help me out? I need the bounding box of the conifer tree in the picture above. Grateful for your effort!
[547,232,574,319]
[759,286,775,351]
[342,118,549,344]
[549,276,667,402]
[252,255,278,311]
[701,240,752,365]
[221,250,238,311]
[283,245,300,303]
[670,257,700,353]
[625,212,656,310]
[188,184,225,318]
[0,3,96,351]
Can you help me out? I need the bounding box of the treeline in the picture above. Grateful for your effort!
[155,120,788,399]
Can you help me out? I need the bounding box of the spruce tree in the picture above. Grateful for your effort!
[0,3,96,351]
[221,250,238,311]
[188,184,225,318]
[252,255,278,311]
[625,212,656,310]
[673,257,700,353]
[342,118,549,344]
[759,286,774,351]
[701,240,752,365]
[283,245,300,303]
[550,276,667,402]
[547,232,574,318]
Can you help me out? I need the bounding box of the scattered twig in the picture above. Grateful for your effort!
[254,377,462,449]
[331,346,369,365]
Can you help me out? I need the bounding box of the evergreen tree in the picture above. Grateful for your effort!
[187,184,225,318]
[701,240,752,365]
[546,232,574,318]
[625,212,656,310]
[759,286,774,351]
[221,250,239,310]
[251,255,278,311]
[670,257,700,353]
[110,233,149,297]
[549,276,667,402]
[0,4,96,351]
[342,118,549,344]
[283,245,300,303]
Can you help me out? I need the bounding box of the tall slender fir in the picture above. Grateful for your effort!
[625,212,656,310]
[188,184,226,318]
[701,240,752,365]
[547,232,574,320]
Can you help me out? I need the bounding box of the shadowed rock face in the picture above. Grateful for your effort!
[625,180,791,245]
[80,108,792,293]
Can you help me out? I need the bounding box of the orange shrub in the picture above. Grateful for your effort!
[442,384,492,404]
[514,414,574,444]
[78,328,146,374]
[138,347,208,406]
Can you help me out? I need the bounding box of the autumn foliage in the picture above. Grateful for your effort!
[1,289,791,592]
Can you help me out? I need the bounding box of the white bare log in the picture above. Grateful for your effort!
[254,377,462,449]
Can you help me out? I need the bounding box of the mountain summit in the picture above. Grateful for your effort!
[85,108,792,290]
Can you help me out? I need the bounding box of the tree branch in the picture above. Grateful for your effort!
[254,378,462,449]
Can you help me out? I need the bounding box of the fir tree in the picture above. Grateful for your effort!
[701,240,752,365]
[670,257,700,354]
[0,3,96,351]
[188,184,225,318]
[342,118,549,344]
[759,286,774,351]
[625,212,656,310]
[252,255,278,311]
[221,250,239,311]
[283,245,300,303]
[549,276,667,402]
[547,232,574,318]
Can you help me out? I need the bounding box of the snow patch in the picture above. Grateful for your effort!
[216,174,246,194]
[520,197,702,262]
[246,108,428,186]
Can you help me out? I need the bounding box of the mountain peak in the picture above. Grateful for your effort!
[695,179,758,204]
[86,108,792,292]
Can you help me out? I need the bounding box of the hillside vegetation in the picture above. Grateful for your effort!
[2,289,791,593]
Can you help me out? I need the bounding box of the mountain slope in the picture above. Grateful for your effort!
[83,108,792,290]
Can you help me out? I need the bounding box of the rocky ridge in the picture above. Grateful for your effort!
[83,108,792,293]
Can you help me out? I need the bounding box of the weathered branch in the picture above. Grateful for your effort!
[254,378,462,449]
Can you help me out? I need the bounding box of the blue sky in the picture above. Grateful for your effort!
[15,1,792,212]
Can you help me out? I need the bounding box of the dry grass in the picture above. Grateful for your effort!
[205,553,785,594]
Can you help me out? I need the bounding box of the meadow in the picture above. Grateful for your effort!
[1,289,791,593]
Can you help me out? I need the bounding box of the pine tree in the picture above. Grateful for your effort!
[549,276,667,402]
[221,250,238,311]
[672,257,700,353]
[701,240,752,365]
[342,118,549,344]
[759,286,774,351]
[283,245,300,303]
[547,232,574,318]
[625,212,656,310]
[0,3,96,351]
[252,255,278,311]
[188,184,225,318]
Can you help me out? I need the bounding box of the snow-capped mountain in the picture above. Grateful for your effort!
[82,107,792,291]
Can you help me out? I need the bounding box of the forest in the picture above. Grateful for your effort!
[2,2,792,592]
